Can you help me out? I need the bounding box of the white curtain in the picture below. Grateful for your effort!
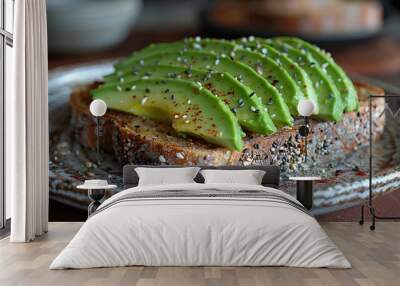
[8,0,49,242]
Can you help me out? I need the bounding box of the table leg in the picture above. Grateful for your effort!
[88,189,105,216]
[296,181,313,210]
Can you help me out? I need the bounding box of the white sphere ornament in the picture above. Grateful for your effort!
[297,99,316,117]
[90,99,107,117]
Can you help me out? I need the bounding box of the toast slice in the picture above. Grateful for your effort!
[70,81,385,169]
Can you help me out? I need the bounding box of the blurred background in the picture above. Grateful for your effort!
[47,0,400,85]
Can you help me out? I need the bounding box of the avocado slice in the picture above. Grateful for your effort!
[108,50,293,127]
[232,48,304,116]
[117,38,305,116]
[275,37,359,112]
[101,65,277,135]
[265,40,344,122]
[115,38,235,70]
[181,38,305,116]
[91,78,244,150]
[237,37,319,115]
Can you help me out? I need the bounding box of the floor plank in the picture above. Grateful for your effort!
[0,222,399,286]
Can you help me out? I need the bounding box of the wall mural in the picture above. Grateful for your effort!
[49,37,400,219]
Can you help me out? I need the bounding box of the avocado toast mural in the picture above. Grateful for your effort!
[49,37,400,219]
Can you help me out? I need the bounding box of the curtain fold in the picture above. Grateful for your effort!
[9,0,49,242]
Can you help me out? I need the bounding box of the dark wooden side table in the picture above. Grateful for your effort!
[77,180,117,217]
[289,176,321,210]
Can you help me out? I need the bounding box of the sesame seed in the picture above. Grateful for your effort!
[250,106,259,113]
[120,77,124,83]
[185,120,190,124]
[158,155,166,163]
[192,43,201,49]
[131,85,136,90]
[116,85,122,92]
[141,97,148,105]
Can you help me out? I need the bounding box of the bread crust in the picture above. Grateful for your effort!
[70,81,385,169]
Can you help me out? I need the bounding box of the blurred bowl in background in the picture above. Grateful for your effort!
[47,0,142,54]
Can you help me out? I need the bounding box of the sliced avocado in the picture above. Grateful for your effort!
[115,38,236,69]
[237,37,319,114]
[232,48,304,116]
[275,37,359,112]
[265,40,344,122]
[116,42,184,69]
[107,50,293,127]
[91,78,244,150]
[118,38,305,116]
[182,38,305,116]
[100,65,277,135]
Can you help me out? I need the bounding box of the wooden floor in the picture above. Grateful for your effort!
[0,222,399,286]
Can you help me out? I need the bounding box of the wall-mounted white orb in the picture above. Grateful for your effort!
[90,99,107,117]
[297,99,316,117]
